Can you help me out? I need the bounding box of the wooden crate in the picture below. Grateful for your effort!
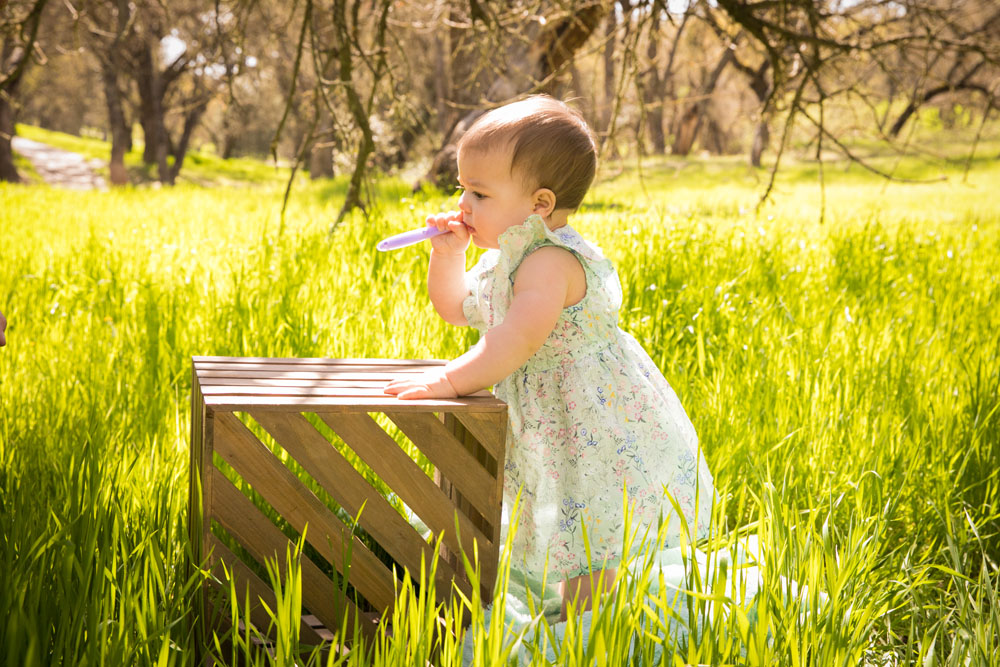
[189,356,507,646]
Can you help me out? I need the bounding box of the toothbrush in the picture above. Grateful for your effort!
[376,225,449,251]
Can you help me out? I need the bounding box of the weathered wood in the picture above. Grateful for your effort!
[207,534,325,646]
[205,395,503,412]
[196,377,418,387]
[319,411,493,585]
[452,411,507,463]
[210,474,376,641]
[191,357,507,646]
[201,385,494,398]
[197,368,427,378]
[385,411,498,523]
[213,413,397,611]
[250,411,466,603]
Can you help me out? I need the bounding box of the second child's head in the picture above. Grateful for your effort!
[456,96,597,249]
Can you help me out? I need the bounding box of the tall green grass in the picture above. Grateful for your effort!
[1,145,998,665]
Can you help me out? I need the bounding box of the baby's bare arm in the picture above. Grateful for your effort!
[386,247,584,400]
[386,246,583,400]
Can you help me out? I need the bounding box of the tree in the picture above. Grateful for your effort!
[79,0,237,185]
[0,0,49,182]
[81,0,134,185]
[420,0,610,190]
[886,2,1000,137]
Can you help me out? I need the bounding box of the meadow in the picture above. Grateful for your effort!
[1,127,998,665]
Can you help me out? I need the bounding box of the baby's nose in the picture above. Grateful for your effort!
[457,190,471,212]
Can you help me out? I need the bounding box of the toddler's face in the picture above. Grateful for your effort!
[456,146,538,250]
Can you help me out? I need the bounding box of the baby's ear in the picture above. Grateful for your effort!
[532,188,557,217]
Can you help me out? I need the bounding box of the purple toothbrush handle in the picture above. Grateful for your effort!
[376,225,449,251]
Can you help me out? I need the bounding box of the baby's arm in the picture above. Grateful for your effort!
[385,246,585,399]
[426,211,471,326]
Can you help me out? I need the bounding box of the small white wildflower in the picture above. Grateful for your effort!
[845,306,854,323]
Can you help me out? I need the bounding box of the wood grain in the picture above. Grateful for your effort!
[385,411,499,522]
[212,412,397,611]
[249,411,465,603]
[210,475,376,640]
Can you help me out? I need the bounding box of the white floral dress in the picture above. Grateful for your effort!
[462,215,716,580]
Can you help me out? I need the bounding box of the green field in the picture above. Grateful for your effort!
[1,130,998,665]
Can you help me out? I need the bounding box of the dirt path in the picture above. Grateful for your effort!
[11,136,108,190]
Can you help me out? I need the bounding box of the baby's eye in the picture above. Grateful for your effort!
[457,184,486,200]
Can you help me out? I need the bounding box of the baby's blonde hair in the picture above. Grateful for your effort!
[458,95,597,211]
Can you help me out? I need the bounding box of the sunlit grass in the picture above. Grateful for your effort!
[0,137,997,665]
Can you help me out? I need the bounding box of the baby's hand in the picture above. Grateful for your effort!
[426,210,470,256]
[384,369,458,400]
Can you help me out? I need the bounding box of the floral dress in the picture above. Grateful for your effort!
[462,215,716,581]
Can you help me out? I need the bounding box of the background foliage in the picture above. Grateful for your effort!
[1,122,998,663]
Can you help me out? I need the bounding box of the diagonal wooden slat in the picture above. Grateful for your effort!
[212,412,397,611]
[385,411,499,522]
[318,412,493,578]
[210,473,377,640]
[452,411,507,463]
[206,534,325,646]
[249,411,468,602]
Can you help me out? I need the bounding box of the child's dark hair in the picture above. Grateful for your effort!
[458,95,597,211]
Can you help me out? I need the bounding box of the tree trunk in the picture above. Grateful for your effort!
[729,54,772,166]
[169,100,209,181]
[600,9,617,138]
[671,47,734,156]
[750,119,769,167]
[0,0,49,183]
[101,62,130,186]
[433,21,450,136]
[309,118,334,179]
[134,42,171,181]
[643,26,666,154]
[0,91,19,183]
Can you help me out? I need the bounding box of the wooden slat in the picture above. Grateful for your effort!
[250,411,466,602]
[452,411,507,462]
[318,412,493,563]
[195,356,444,367]
[210,475,376,641]
[201,385,494,398]
[199,377,423,387]
[385,411,499,523]
[205,395,505,412]
[195,361,444,374]
[197,369,429,381]
[207,534,325,646]
[212,412,397,611]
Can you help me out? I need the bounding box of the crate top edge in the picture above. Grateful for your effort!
[202,395,507,412]
[193,356,447,366]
